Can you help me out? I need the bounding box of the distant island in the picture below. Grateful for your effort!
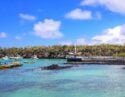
[0,44,125,58]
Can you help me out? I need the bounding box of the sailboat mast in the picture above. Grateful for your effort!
[74,44,77,55]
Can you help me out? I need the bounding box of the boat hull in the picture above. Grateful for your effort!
[67,58,82,62]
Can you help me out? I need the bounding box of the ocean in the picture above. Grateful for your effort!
[0,59,125,97]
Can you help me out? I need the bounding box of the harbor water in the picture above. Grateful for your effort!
[0,59,125,97]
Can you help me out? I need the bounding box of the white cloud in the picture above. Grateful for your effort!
[0,32,7,38]
[81,0,98,6]
[81,0,125,15]
[19,13,36,21]
[34,19,63,39]
[65,8,92,20]
[92,24,125,44]
[59,24,125,45]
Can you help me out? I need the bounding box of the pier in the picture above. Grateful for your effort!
[66,56,125,65]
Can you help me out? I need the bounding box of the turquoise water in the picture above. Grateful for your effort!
[1,59,125,97]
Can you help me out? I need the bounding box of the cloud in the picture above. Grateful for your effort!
[34,19,63,39]
[73,24,125,45]
[65,8,92,20]
[0,32,7,38]
[19,13,36,21]
[92,24,125,44]
[81,0,125,15]
[59,24,125,45]
[81,0,98,6]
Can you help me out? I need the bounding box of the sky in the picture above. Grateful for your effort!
[0,0,125,47]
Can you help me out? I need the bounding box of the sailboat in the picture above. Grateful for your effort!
[67,44,82,62]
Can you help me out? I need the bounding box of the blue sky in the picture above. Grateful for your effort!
[0,0,125,47]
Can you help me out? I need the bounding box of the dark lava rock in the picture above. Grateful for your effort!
[122,67,125,69]
[42,64,72,70]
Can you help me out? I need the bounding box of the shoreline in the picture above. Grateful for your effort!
[1,57,125,65]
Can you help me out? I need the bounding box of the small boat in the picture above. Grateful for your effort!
[32,55,38,59]
[2,56,9,60]
[66,44,82,62]
[10,55,23,60]
[67,56,83,62]
[23,55,38,64]
[0,62,23,70]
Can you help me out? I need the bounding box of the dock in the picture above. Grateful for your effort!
[66,56,125,65]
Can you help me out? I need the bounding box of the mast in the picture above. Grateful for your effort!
[74,43,77,56]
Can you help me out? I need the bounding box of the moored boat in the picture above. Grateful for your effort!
[10,55,23,60]
[0,62,23,70]
[2,56,9,60]
[66,44,83,62]
[32,55,38,59]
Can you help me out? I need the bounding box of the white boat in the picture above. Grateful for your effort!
[10,55,23,60]
[32,55,38,59]
[67,44,82,62]
[2,56,9,60]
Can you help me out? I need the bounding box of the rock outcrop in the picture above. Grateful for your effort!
[42,64,72,70]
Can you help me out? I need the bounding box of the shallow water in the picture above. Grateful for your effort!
[1,59,125,97]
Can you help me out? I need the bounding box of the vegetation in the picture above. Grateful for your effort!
[0,44,125,58]
[116,53,125,57]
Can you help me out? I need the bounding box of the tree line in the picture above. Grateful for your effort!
[0,44,125,58]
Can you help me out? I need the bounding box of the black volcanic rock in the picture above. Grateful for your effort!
[42,64,72,70]
[122,67,125,69]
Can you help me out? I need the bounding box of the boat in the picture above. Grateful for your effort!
[10,55,23,60]
[67,56,83,62]
[23,55,37,64]
[2,56,9,60]
[32,55,38,59]
[67,44,82,62]
[0,62,23,70]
